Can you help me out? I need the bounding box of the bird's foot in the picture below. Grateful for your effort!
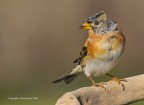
[109,77,127,91]
[88,76,106,90]
[93,82,106,90]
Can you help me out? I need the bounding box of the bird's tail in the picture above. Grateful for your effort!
[52,65,82,84]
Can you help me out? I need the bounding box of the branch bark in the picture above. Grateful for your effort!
[55,74,144,105]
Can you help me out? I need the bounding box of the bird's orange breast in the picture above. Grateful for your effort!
[85,30,125,59]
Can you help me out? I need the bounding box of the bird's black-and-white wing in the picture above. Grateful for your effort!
[73,46,88,65]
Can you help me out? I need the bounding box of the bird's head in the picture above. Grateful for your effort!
[81,11,118,35]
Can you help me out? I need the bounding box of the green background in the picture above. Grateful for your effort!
[0,0,144,105]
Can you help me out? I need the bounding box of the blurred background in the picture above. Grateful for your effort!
[0,0,144,105]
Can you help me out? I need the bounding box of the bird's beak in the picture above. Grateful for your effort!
[80,22,92,30]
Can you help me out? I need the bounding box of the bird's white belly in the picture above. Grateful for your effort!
[83,48,122,77]
[84,59,114,76]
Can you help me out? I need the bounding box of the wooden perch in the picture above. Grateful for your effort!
[55,74,144,105]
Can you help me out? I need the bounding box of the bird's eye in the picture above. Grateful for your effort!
[95,21,99,25]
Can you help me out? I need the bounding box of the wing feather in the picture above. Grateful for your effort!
[73,46,88,65]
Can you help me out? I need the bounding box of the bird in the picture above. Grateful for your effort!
[52,11,127,90]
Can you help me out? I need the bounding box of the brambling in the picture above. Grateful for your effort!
[53,11,127,90]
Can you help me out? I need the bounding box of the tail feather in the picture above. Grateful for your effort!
[52,65,82,84]
[63,73,80,84]
[52,76,65,83]
[52,70,72,83]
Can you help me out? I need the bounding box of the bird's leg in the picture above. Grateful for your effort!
[106,73,127,90]
[88,76,106,90]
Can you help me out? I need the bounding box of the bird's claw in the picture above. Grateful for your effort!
[110,77,127,91]
[93,82,106,90]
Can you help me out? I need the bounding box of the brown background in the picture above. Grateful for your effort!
[0,0,144,105]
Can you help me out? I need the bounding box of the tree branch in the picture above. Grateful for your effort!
[55,74,144,105]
